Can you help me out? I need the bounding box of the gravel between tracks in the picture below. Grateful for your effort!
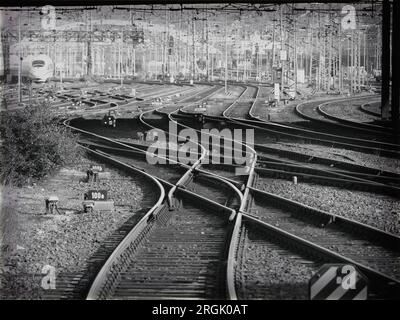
[254,177,400,236]
[0,153,149,299]
[261,142,400,174]
[363,102,381,115]
[238,225,320,300]
[322,100,380,123]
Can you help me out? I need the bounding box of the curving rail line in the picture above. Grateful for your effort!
[232,95,400,158]
[62,82,400,300]
[164,86,400,299]
[65,84,245,299]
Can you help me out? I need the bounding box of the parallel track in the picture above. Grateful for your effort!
[220,94,400,157]
[65,85,243,299]
[61,82,400,300]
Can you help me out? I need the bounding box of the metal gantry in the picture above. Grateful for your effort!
[1,3,396,122]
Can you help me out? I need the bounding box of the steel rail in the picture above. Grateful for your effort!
[360,101,381,118]
[241,212,400,297]
[139,87,257,299]
[83,147,165,300]
[317,100,399,136]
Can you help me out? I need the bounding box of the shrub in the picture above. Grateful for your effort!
[0,101,81,185]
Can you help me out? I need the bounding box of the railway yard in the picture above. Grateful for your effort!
[1,80,399,300]
[1,3,400,301]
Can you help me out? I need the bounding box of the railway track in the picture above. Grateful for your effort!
[61,82,400,300]
[255,163,400,195]
[171,85,400,298]
[54,82,197,118]
[241,187,400,297]
[165,90,400,297]
[256,153,400,186]
[254,143,399,178]
[64,84,244,299]
[219,94,400,158]
[42,146,164,300]
[170,87,400,198]
[74,142,240,300]
[109,193,232,299]
[170,85,399,188]
[360,101,382,118]
[222,86,259,119]
[112,132,400,193]
[172,87,400,187]
[317,100,395,135]
[170,85,400,184]
[294,97,400,148]
[235,219,323,299]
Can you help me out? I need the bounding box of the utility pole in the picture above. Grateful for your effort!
[363,30,366,86]
[392,0,399,129]
[119,38,122,86]
[142,53,146,78]
[294,15,297,98]
[60,46,63,88]
[280,5,284,100]
[381,0,391,119]
[309,14,313,86]
[350,30,354,94]
[166,8,170,80]
[271,15,276,79]
[18,12,22,103]
[338,22,342,93]
[322,27,327,92]
[211,50,214,81]
[179,10,182,78]
[206,11,209,82]
[192,15,195,83]
[236,24,239,82]
[328,25,332,91]
[162,10,167,81]
[133,48,136,76]
[87,10,93,77]
[243,46,247,82]
[225,11,228,94]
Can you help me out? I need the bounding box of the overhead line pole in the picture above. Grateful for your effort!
[18,12,21,103]
[392,0,399,130]
[225,10,228,94]
[381,0,391,119]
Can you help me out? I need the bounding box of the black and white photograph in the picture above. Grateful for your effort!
[0,0,399,304]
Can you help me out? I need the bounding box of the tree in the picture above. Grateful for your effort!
[0,102,81,185]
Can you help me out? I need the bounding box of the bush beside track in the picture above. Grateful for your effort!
[0,102,80,185]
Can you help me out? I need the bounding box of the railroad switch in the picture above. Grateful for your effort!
[45,195,61,215]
